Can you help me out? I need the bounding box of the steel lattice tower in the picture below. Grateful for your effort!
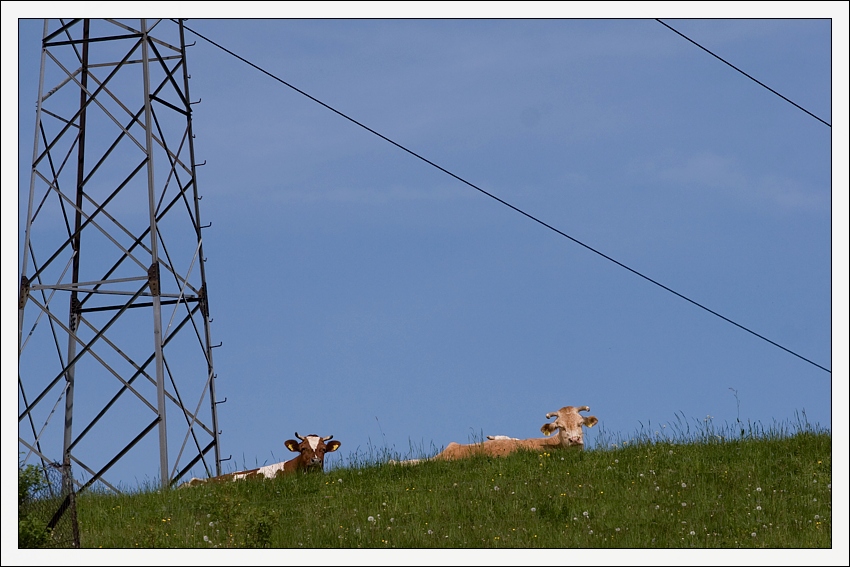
[19,18,222,492]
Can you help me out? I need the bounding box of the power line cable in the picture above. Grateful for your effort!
[180,22,830,375]
[656,19,831,127]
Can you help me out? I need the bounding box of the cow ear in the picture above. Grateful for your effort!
[584,416,599,428]
[540,423,557,436]
[285,439,300,452]
[326,440,341,452]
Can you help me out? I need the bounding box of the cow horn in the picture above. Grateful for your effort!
[545,412,557,419]
[322,435,334,441]
[295,432,304,440]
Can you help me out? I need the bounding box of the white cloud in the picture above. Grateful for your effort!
[641,151,829,214]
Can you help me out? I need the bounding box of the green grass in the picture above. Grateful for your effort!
[50,416,830,549]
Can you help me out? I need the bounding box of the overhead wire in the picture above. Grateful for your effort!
[179,21,831,375]
[656,19,831,128]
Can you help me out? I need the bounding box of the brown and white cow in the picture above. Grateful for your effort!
[391,405,598,465]
[180,433,341,487]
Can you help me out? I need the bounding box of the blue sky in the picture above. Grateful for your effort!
[5,4,849,562]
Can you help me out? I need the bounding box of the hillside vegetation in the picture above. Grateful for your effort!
[53,419,831,549]
[19,421,832,549]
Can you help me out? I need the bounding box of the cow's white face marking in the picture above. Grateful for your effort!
[306,435,320,451]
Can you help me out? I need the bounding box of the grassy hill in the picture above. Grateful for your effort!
[38,419,831,549]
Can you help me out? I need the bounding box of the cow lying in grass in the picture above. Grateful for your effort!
[179,433,341,488]
[390,405,598,465]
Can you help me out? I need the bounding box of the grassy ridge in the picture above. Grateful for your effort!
[70,424,831,549]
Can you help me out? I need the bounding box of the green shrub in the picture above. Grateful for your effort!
[18,464,51,548]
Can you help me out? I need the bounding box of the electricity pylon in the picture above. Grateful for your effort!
[19,18,222,492]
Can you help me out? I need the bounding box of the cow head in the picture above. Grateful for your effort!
[540,405,598,448]
[284,432,341,472]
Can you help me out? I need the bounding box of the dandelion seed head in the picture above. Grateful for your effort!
[681,482,687,488]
